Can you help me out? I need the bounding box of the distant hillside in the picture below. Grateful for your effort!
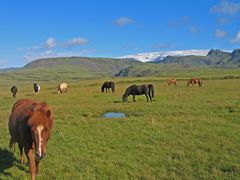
[0,57,143,83]
[159,49,240,66]
[24,57,141,76]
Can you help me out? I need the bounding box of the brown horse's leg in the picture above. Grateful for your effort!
[35,159,40,174]
[25,148,36,180]
[18,144,24,164]
[198,81,202,87]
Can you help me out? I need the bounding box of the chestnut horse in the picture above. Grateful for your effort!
[8,99,54,180]
[187,78,202,87]
[167,78,177,86]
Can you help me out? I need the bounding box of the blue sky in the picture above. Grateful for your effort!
[0,0,240,68]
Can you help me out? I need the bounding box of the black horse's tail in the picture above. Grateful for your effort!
[148,84,154,98]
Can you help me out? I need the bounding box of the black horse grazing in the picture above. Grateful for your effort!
[10,86,18,98]
[101,81,115,93]
[33,83,40,94]
[122,84,154,102]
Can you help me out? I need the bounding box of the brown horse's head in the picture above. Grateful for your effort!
[27,103,53,161]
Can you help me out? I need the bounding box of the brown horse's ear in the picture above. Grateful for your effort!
[27,109,34,117]
[46,110,51,118]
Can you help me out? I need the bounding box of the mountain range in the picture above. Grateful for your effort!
[159,49,240,66]
[0,49,239,80]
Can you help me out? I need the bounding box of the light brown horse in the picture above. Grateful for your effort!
[187,78,202,87]
[58,82,68,94]
[167,78,177,86]
[8,99,54,180]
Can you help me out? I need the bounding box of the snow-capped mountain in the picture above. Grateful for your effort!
[120,49,210,62]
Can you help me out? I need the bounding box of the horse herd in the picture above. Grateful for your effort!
[6,77,202,180]
[10,82,68,98]
[167,78,202,87]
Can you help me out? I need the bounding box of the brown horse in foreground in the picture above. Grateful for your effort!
[8,99,54,180]
[167,78,177,86]
[187,78,202,87]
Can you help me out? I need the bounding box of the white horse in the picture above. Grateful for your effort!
[58,83,68,94]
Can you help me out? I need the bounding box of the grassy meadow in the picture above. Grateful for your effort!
[0,68,240,179]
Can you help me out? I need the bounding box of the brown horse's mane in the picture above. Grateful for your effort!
[27,102,53,130]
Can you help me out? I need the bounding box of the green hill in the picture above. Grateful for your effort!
[24,57,141,76]
[0,57,142,85]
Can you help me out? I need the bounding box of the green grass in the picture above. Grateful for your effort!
[0,70,240,179]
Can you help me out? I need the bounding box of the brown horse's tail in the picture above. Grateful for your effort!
[148,84,154,98]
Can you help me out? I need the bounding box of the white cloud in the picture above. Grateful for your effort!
[115,17,134,26]
[231,31,240,43]
[215,29,227,38]
[211,0,240,15]
[25,49,94,62]
[45,37,56,49]
[63,37,88,47]
[23,36,88,52]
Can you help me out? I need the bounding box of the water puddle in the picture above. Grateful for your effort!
[102,112,126,118]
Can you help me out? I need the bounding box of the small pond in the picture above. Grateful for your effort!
[102,112,126,118]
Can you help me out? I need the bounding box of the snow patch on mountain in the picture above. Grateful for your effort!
[120,49,210,62]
